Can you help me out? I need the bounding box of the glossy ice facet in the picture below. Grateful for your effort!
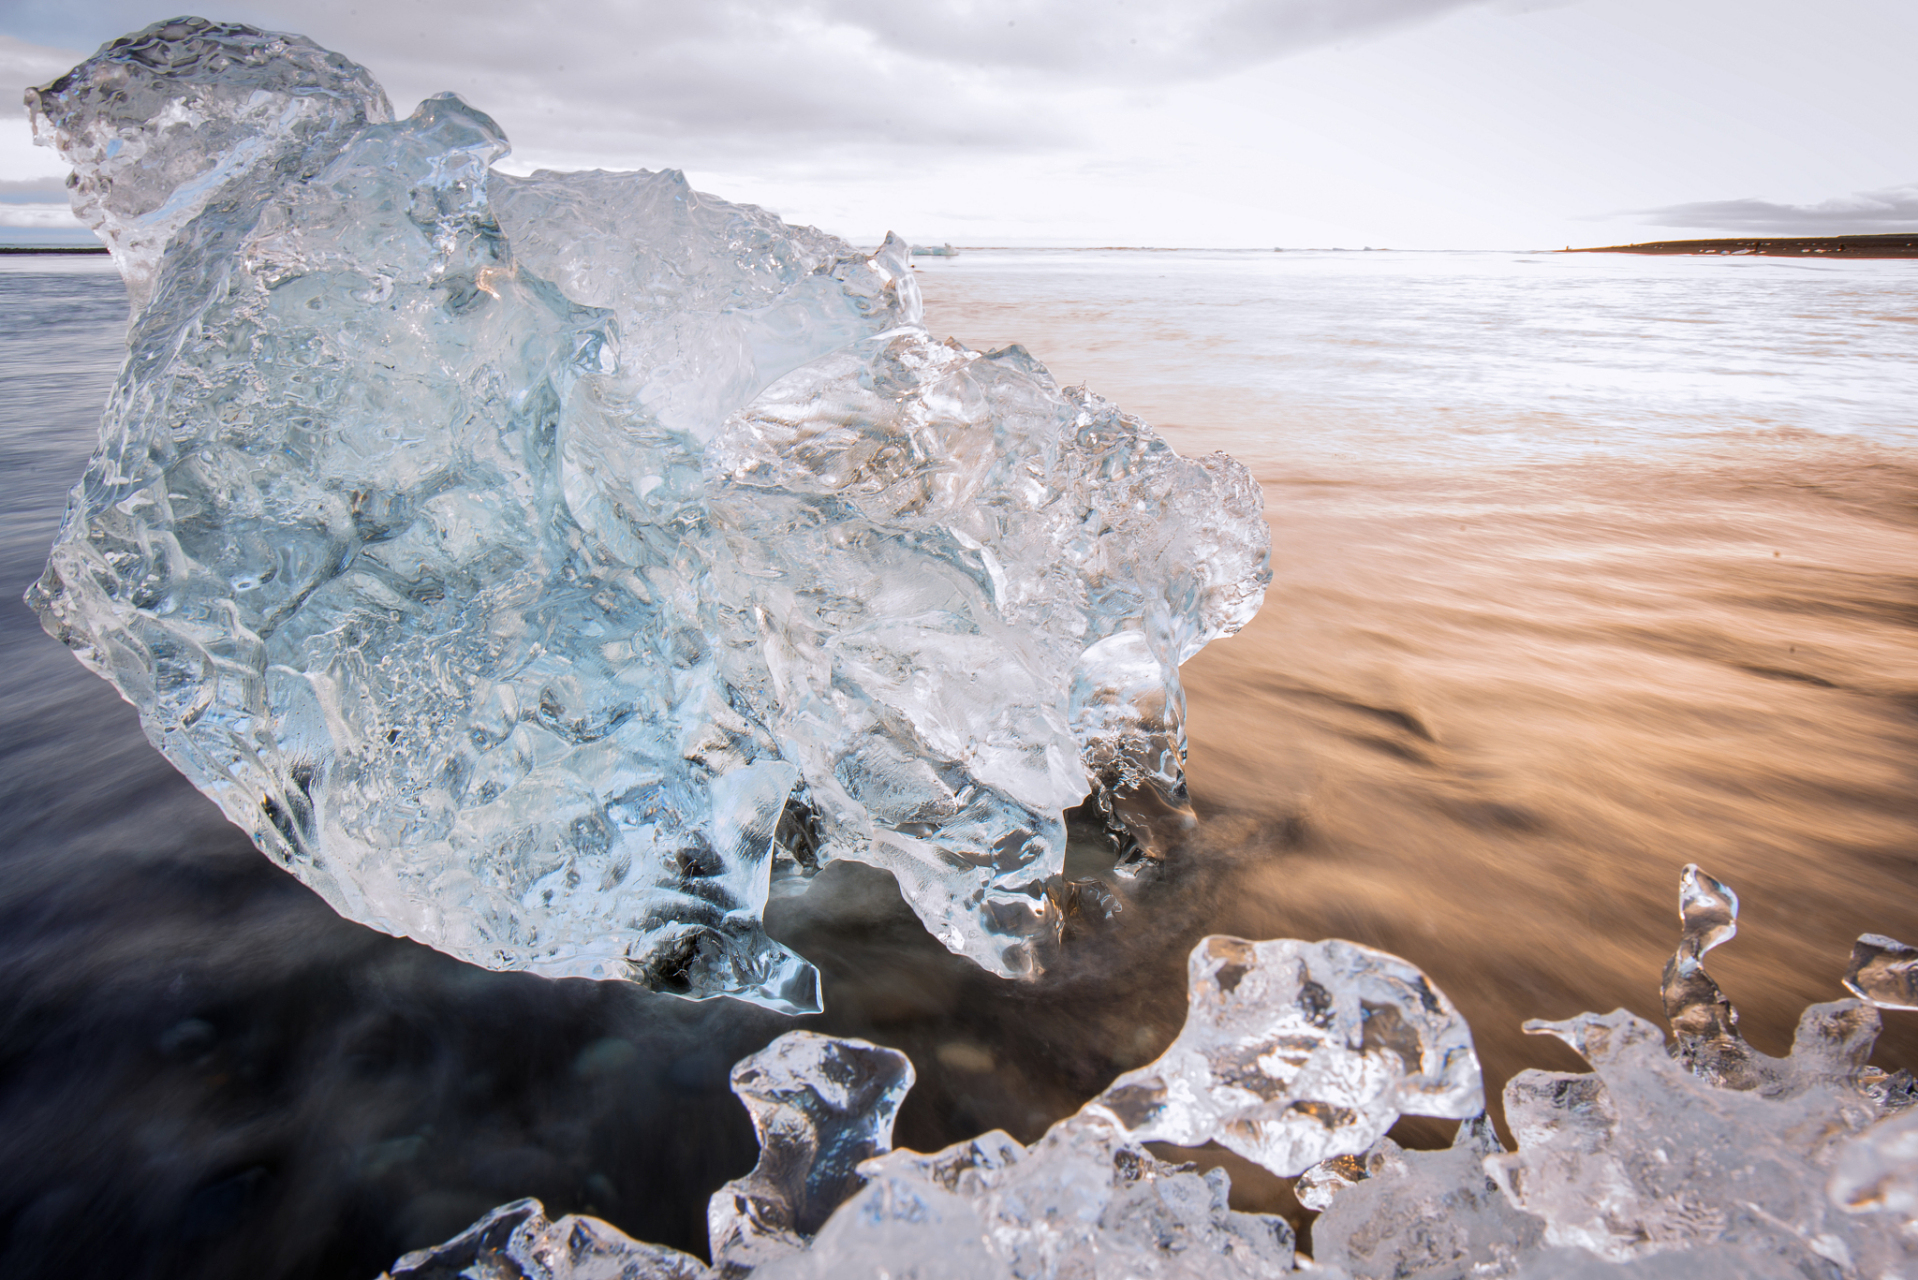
[1660,863,1749,1085]
[766,1112,1294,1280]
[1485,1006,1906,1274]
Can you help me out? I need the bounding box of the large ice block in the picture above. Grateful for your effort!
[25,18,1270,1010]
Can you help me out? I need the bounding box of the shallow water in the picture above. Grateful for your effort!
[2,251,1914,1277]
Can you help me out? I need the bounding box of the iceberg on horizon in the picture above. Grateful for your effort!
[23,17,1270,1011]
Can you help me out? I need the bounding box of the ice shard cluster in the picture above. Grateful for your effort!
[24,18,1270,1012]
[389,876,1918,1278]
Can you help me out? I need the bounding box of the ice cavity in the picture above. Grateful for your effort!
[25,18,1271,1011]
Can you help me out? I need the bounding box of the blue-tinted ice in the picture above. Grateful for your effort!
[24,19,1270,1011]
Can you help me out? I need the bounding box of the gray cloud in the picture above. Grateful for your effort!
[1,0,1492,163]
[1634,184,1918,236]
[0,175,64,202]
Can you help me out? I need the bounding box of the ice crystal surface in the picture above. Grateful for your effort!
[26,18,1270,1010]
[395,938,1327,1279]
[1084,935,1482,1176]
[707,1032,913,1275]
[1831,1106,1918,1221]
[1311,865,1918,1279]
[764,1111,1295,1279]
[1304,1118,1544,1279]
[382,1198,709,1280]
[1486,1006,1905,1273]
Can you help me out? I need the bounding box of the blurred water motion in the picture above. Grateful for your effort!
[917,246,1918,1129]
[2,251,1914,1278]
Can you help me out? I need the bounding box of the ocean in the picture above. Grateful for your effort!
[3,249,1914,1277]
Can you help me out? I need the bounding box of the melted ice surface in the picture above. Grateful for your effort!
[26,18,1269,1010]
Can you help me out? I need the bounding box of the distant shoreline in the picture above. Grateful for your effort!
[0,245,109,256]
[1566,234,1918,259]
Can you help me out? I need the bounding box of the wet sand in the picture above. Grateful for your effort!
[1570,233,1918,258]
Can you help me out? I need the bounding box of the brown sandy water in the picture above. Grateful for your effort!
[910,252,1918,1164]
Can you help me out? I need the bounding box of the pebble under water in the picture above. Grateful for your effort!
[3,250,1915,1279]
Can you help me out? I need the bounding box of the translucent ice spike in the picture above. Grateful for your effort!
[707,1032,913,1275]
[1083,936,1482,1177]
[1660,863,1748,1080]
[1844,934,1918,1011]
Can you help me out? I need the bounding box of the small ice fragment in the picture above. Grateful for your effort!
[707,1031,913,1275]
[1294,1139,1403,1212]
[1678,861,1738,954]
[1082,935,1482,1177]
[381,1198,710,1279]
[1844,934,1918,1011]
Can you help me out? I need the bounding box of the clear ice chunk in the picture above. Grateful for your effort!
[386,1029,1293,1280]
[707,1031,913,1275]
[1845,934,1918,1011]
[25,20,1271,1009]
[1485,1006,1908,1274]
[765,1111,1295,1279]
[1082,935,1482,1177]
[1306,1118,1546,1279]
[381,1197,710,1279]
[1283,866,1918,1277]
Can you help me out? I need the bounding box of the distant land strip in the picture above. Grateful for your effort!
[0,245,109,255]
[1567,234,1918,258]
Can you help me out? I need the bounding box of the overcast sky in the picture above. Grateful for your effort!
[0,0,1911,248]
